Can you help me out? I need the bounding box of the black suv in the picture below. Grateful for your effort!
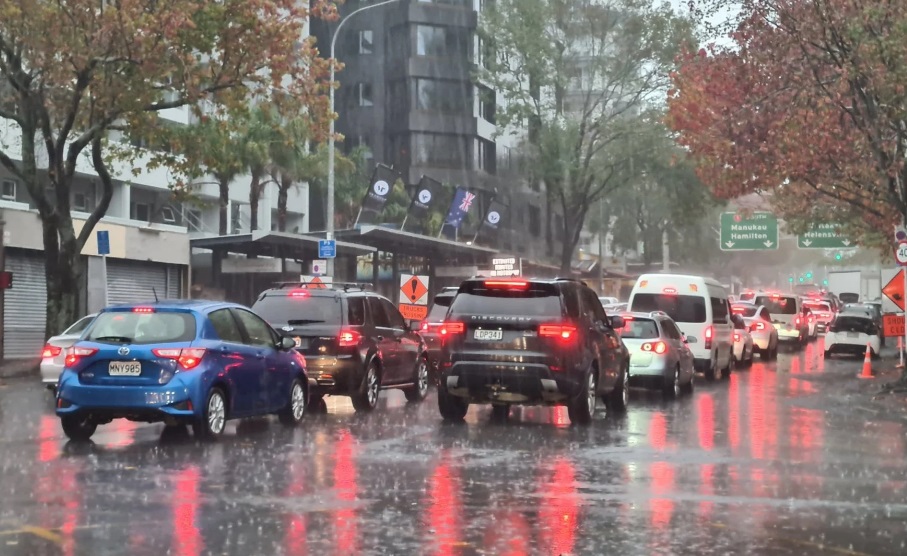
[252,284,429,412]
[437,278,629,425]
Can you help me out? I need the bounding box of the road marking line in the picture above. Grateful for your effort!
[18,526,63,545]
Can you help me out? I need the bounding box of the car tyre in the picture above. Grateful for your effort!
[438,386,469,421]
[568,371,598,425]
[193,387,227,440]
[681,370,694,394]
[663,366,681,398]
[351,361,380,412]
[61,414,97,442]
[824,349,831,358]
[404,357,430,403]
[720,352,732,379]
[278,379,307,427]
[607,366,629,414]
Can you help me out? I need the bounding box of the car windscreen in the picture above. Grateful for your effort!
[731,305,758,317]
[620,318,659,339]
[631,293,706,323]
[449,288,562,317]
[86,311,196,344]
[252,294,343,326]
[831,316,876,334]
[754,296,797,315]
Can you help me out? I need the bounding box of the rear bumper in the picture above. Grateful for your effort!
[776,327,803,341]
[55,374,198,423]
[442,362,583,405]
[40,359,63,385]
[305,356,362,396]
[629,353,672,377]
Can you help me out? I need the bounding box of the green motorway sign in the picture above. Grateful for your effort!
[797,223,854,249]
[719,211,779,251]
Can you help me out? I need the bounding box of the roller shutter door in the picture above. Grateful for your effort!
[107,260,183,305]
[4,251,47,359]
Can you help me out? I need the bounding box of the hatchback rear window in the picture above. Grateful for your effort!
[631,294,706,323]
[620,318,659,339]
[832,316,876,334]
[252,294,343,326]
[755,296,797,315]
[449,287,562,317]
[86,312,196,344]
[427,295,454,320]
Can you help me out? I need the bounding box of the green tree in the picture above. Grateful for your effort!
[479,0,694,271]
[0,0,335,336]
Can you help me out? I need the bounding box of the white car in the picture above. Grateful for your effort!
[732,303,779,360]
[599,296,619,307]
[40,313,97,389]
[824,313,881,359]
[731,314,754,366]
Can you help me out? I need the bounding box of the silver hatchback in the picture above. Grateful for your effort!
[620,311,695,396]
[40,313,97,389]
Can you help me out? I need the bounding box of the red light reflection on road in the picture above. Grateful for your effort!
[172,466,203,556]
[538,457,579,555]
[697,394,714,451]
[550,405,570,426]
[427,453,461,556]
[284,457,308,556]
[105,420,137,448]
[748,365,778,460]
[728,374,740,450]
[649,413,668,451]
[649,461,675,529]
[698,464,715,519]
[38,415,60,462]
[35,415,81,556]
[481,511,531,556]
[333,430,359,555]
[789,407,823,464]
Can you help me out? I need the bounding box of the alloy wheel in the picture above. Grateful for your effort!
[291,382,305,421]
[208,392,226,435]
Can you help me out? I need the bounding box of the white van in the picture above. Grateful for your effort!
[627,274,734,380]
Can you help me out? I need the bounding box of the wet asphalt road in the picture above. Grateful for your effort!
[1,338,906,555]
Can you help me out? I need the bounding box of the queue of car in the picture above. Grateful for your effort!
[45,274,889,441]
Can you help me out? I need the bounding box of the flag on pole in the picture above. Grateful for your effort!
[355,164,401,226]
[473,199,507,243]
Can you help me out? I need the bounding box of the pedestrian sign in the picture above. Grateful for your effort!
[398,274,429,320]
[318,239,336,259]
[719,212,779,251]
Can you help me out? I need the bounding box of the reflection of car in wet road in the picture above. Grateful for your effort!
[618,311,695,396]
[438,278,629,425]
[254,284,430,413]
[55,301,308,441]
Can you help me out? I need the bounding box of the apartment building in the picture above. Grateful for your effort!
[309,0,564,263]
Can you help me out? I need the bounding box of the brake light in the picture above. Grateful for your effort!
[440,322,465,336]
[734,332,741,342]
[420,321,429,332]
[484,279,529,290]
[641,341,667,354]
[289,289,310,298]
[64,346,98,366]
[152,348,207,370]
[754,322,766,330]
[539,324,578,341]
[704,326,713,349]
[663,287,677,294]
[132,307,154,313]
[338,329,362,347]
[795,316,801,326]
[42,345,62,358]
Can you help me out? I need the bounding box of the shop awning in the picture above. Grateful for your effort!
[189,231,376,259]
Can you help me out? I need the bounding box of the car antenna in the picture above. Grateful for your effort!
[152,287,159,303]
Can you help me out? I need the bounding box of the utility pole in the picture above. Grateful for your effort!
[662,219,670,273]
[597,198,604,293]
[0,212,6,361]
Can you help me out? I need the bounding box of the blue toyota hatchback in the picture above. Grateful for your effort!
[55,300,309,441]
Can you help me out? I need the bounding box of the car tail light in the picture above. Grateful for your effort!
[152,348,207,370]
[484,279,529,290]
[440,322,465,336]
[64,346,98,366]
[539,324,578,341]
[704,326,713,350]
[753,322,766,331]
[795,316,801,326]
[663,287,677,294]
[733,332,741,342]
[641,341,667,354]
[338,329,362,347]
[420,321,429,331]
[288,289,310,298]
[132,307,154,313]
[42,345,62,358]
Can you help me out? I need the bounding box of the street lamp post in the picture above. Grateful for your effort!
[326,0,400,276]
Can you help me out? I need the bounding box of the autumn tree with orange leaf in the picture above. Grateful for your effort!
[668,0,907,249]
[0,0,337,336]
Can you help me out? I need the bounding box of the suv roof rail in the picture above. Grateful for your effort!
[272,281,373,292]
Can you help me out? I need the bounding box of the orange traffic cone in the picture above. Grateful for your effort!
[859,343,874,379]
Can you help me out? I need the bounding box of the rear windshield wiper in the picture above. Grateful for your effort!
[91,336,134,343]
[287,319,324,325]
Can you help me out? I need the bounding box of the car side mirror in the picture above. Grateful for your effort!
[609,316,625,329]
[278,336,296,350]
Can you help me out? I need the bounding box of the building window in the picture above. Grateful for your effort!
[131,202,151,221]
[476,138,496,174]
[73,191,91,211]
[411,133,468,168]
[528,205,541,237]
[358,82,373,107]
[416,25,467,58]
[478,85,495,123]
[414,79,470,114]
[1,179,16,201]
[358,30,373,54]
[160,206,177,224]
[387,80,409,121]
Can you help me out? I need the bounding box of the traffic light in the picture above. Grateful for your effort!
[805,271,813,279]
[788,276,794,283]
[835,252,842,261]
[823,279,829,286]
[798,277,804,283]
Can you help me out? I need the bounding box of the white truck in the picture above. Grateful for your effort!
[827,270,881,303]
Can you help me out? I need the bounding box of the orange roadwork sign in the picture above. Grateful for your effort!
[399,303,428,320]
[883,314,905,338]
